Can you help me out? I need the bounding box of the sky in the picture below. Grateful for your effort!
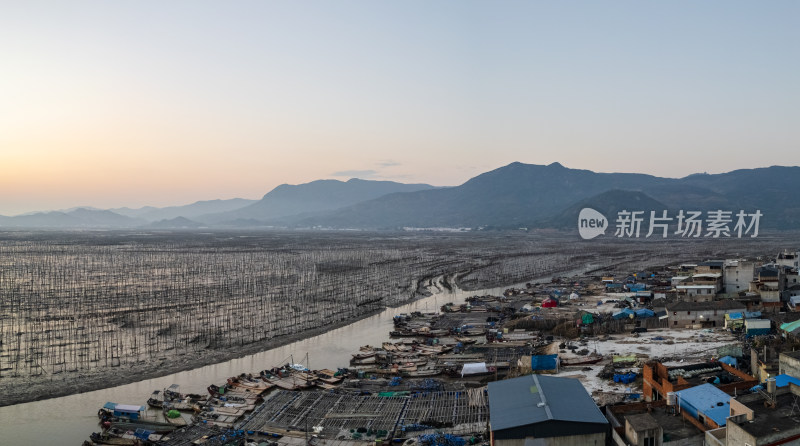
[1,1,798,215]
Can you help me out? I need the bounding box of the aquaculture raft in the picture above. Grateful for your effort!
[238,388,489,441]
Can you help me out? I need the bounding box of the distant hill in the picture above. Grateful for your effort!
[112,198,256,222]
[200,178,438,224]
[294,162,672,228]
[0,208,144,228]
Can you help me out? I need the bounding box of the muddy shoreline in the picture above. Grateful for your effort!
[0,305,388,408]
[0,274,459,408]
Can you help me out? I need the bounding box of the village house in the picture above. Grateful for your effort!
[672,384,731,431]
[778,350,800,379]
[706,383,800,446]
[695,260,724,275]
[605,400,705,446]
[776,249,800,269]
[750,266,783,312]
[666,300,746,328]
[722,259,756,295]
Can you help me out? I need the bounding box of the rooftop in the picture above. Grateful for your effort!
[487,374,607,432]
[625,413,660,431]
[733,392,800,438]
[608,405,704,443]
[675,383,731,426]
[780,350,800,361]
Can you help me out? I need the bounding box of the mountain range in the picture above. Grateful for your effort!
[2,163,798,230]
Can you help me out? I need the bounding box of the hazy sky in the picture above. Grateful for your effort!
[1,1,797,215]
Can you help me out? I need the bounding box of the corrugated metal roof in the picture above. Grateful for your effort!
[488,374,607,432]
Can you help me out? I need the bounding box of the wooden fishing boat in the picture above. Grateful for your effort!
[315,369,343,384]
[108,420,176,433]
[402,368,441,377]
[352,350,377,360]
[89,432,139,445]
[146,390,163,408]
[560,354,604,366]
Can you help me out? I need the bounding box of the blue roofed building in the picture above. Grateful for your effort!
[674,384,730,429]
[488,374,608,446]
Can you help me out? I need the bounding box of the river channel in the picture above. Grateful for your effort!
[0,276,532,445]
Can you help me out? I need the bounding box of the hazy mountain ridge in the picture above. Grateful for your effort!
[293,163,800,230]
[2,164,798,230]
[199,178,439,224]
[112,198,257,221]
[0,208,145,228]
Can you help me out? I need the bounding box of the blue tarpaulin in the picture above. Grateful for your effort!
[730,311,762,320]
[634,309,655,319]
[613,309,635,320]
[531,354,559,371]
[718,356,737,367]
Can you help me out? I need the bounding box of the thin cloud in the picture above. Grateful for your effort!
[377,160,401,168]
[330,169,378,178]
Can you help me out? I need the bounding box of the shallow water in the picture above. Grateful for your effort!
[0,278,516,445]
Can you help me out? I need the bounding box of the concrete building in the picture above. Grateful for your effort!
[623,413,662,446]
[695,260,724,275]
[706,384,800,446]
[778,350,800,379]
[488,374,608,446]
[675,284,717,301]
[666,300,746,328]
[723,259,757,295]
[606,400,705,446]
[751,347,781,384]
[776,249,800,269]
[751,266,783,312]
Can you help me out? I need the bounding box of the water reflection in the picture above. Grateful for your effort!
[0,279,515,445]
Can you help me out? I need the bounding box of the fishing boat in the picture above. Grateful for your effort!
[315,368,344,385]
[89,432,139,445]
[351,350,377,360]
[146,390,163,408]
[560,354,604,366]
[402,368,442,377]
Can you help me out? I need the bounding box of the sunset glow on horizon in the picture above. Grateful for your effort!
[1,1,798,215]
